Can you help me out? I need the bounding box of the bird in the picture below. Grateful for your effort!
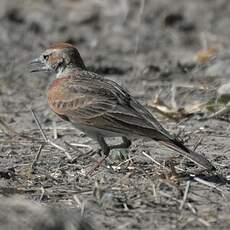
[30,42,215,173]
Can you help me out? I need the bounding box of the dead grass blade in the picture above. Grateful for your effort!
[31,144,44,170]
[30,108,73,162]
[179,180,191,210]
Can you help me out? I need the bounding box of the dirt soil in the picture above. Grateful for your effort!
[1,0,230,229]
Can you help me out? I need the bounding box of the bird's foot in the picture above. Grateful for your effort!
[110,148,129,161]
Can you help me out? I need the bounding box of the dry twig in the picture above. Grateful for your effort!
[30,108,73,163]
[39,186,45,201]
[179,180,191,210]
[31,144,44,170]
[191,175,224,195]
[207,102,230,119]
[73,195,85,216]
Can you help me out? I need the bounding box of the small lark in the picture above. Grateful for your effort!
[30,43,215,172]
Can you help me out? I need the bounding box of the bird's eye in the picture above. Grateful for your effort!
[43,55,49,61]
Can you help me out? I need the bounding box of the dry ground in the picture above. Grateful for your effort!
[1,0,230,229]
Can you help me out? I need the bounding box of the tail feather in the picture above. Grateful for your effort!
[158,139,215,171]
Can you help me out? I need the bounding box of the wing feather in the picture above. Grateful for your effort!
[49,70,173,140]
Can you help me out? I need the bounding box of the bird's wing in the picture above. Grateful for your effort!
[49,70,172,140]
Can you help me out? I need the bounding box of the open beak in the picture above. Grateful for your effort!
[30,58,49,72]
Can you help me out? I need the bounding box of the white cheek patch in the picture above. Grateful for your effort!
[56,66,65,78]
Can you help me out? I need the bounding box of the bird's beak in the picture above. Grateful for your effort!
[30,58,48,73]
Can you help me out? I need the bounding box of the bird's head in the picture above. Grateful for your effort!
[30,42,86,75]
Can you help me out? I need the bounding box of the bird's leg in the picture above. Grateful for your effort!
[86,136,110,175]
[110,137,131,150]
[86,137,131,175]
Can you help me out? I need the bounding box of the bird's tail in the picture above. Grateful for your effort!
[158,139,215,171]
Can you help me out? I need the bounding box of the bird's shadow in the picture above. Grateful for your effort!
[188,172,229,185]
